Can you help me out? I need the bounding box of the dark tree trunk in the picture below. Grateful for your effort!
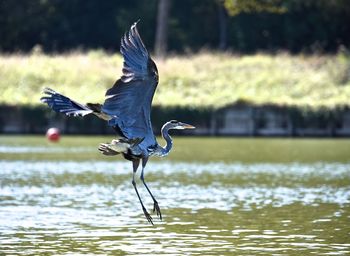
[155,0,171,58]
[218,2,228,50]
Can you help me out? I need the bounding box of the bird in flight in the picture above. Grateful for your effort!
[41,21,195,224]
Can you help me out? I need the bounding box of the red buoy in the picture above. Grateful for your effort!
[46,127,60,142]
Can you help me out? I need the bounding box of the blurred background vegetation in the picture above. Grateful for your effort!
[0,0,350,134]
[1,52,350,109]
[0,0,349,54]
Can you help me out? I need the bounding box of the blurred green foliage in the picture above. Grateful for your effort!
[223,0,286,16]
[0,0,349,53]
[1,51,350,109]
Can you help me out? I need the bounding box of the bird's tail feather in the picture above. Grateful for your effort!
[40,87,93,117]
[98,137,144,156]
[98,143,120,156]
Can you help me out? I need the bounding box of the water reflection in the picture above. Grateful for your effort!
[0,160,349,255]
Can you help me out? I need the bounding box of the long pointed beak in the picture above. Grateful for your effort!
[181,122,195,129]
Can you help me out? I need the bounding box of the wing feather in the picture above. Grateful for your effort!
[120,22,149,83]
[40,87,93,117]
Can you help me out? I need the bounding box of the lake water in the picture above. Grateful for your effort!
[0,136,349,255]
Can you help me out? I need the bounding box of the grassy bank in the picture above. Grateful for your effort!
[1,51,350,109]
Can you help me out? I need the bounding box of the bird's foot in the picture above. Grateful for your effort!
[153,200,162,220]
[142,207,153,225]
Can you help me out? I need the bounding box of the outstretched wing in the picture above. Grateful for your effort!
[120,21,150,83]
[40,87,93,116]
[101,22,159,151]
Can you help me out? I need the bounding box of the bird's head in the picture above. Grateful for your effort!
[164,120,195,130]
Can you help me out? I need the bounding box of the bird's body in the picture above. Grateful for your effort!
[41,22,194,224]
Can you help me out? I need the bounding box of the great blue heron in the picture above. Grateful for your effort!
[40,22,195,224]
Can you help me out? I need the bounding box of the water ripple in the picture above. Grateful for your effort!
[1,160,350,176]
[0,160,349,255]
[0,146,95,153]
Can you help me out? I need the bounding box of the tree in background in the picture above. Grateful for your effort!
[218,0,229,50]
[0,0,349,53]
[222,0,350,52]
[155,0,171,58]
[223,0,285,16]
[218,0,285,51]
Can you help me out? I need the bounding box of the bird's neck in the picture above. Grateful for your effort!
[160,125,173,157]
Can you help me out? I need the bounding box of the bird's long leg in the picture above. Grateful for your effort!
[131,159,153,225]
[140,157,162,220]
